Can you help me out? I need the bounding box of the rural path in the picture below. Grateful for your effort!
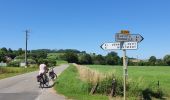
[0,64,69,100]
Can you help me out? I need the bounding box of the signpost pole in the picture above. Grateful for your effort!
[101,30,143,100]
[123,49,127,100]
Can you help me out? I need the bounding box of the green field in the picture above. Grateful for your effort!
[0,67,38,80]
[47,53,64,59]
[56,60,68,65]
[47,53,68,65]
[87,65,170,97]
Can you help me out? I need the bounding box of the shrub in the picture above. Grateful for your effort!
[63,52,78,63]
[47,58,56,66]
[78,54,93,64]
[37,58,56,67]
[8,60,20,67]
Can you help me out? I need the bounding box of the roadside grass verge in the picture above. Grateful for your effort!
[0,66,38,80]
[54,64,108,100]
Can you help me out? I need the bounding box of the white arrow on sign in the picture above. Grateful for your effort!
[115,33,144,43]
[101,42,138,50]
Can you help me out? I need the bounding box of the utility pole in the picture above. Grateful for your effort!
[25,29,29,68]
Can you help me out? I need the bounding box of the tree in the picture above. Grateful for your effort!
[8,48,13,53]
[105,52,120,65]
[149,56,157,66]
[28,51,47,63]
[156,59,165,66]
[119,57,123,65]
[63,52,78,63]
[1,47,8,53]
[0,50,5,62]
[17,48,24,55]
[163,55,170,66]
[93,55,105,65]
[78,54,92,64]
[107,52,118,57]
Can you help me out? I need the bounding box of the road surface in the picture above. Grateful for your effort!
[0,64,69,100]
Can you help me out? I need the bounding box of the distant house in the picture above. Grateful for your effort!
[5,56,12,62]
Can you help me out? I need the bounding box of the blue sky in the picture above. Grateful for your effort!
[0,0,170,59]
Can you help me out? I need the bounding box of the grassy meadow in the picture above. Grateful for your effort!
[47,53,68,65]
[87,65,170,97]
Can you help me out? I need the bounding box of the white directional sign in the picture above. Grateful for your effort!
[115,33,144,43]
[101,30,143,100]
[115,33,130,42]
[101,42,138,50]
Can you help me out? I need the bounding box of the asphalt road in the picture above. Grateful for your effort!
[0,64,69,100]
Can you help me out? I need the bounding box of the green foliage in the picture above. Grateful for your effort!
[17,48,25,55]
[47,53,65,60]
[7,60,20,67]
[163,55,170,65]
[1,47,8,53]
[0,53,6,62]
[1,47,170,66]
[27,59,36,64]
[47,58,57,66]
[88,65,169,98]
[138,61,150,66]
[27,51,48,64]
[15,55,25,59]
[92,55,106,65]
[56,49,81,53]
[56,60,68,65]
[63,52,78,63]
[105,52,120,65]
[78,54,93,64]
[0,47,24,62]
[155,59,165,66]
[37,58,56,67]
[149,56,157,66]
[96,76,115,95]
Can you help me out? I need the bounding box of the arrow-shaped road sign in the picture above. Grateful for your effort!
[115,33,144,43]
[130,34,144,43]
[101,42,138,50]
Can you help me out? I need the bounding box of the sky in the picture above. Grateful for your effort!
[0,0,170,59]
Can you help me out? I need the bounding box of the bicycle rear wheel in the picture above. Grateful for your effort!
[39,78,44,88]
[45,77,49,86]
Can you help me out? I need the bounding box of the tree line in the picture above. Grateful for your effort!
[1,47,170,66]
[61,51,170,66]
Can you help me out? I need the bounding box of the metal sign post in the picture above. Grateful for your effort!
[123,49,127,100]
[101,30,144,100]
